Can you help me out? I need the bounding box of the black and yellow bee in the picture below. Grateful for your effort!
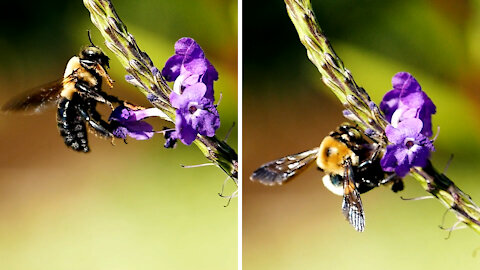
[250,123,403,232]
[1,37,120,153]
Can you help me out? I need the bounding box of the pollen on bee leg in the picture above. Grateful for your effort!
[106,77,114,88]
[96,63,114,88]
[123,101,145,110]
[350,153,359,166]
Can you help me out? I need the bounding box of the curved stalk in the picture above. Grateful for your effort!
[285,0,480,234]
[83,0,238,182]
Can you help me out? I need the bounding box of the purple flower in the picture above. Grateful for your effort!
[162,37,218,101]
[380,118,435,177]
[380,72,436,137]
[161,37,221,146]
[109,106,165,140]
[168,83,220,145]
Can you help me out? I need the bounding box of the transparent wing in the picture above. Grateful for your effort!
[342,159,365,232]
[250,148,319,186]
[1,78,68,114]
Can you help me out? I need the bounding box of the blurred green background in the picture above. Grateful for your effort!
[244,0,480,269]
[0,1,237,269]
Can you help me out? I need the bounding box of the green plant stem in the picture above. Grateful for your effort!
[285,0,480,234]
[83,0,238,182]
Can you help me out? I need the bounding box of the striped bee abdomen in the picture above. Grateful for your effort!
[57,98,89,152]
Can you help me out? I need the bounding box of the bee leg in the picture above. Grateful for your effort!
[379,173,397,184]
[76,104,113,139]
[390,177,404,192]
[367,143,382,163]
[102,92,122,110]
[357,143,382,171]
[123,101,145,110]
[76,82,121,109]
[379,173,404,192]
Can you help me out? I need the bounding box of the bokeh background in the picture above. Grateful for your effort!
[0,1,237,269]
[244,0,480,269]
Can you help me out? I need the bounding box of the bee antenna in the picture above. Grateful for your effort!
[87,30,95,47]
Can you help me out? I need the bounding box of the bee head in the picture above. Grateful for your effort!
[79,46,110,70]
[336,123,363,142]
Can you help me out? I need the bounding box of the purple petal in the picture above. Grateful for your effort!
[395,156,411,177]
[380,144,399,172]
[204,62,219,82]
[400,92,424,109]
[110,106,166,123]
[393,146,408,164]
[182,72,202,87]
[202,63,219,101]
[130,108,167,121]
[110,106,133,122]
[169,83,207,110]
[418,93,436,137]
[411,146,430,167]
[397,118,423,137]
[392,72,421,93]
[191,108,220,137]
[203,85,215,102]
[113,126,128,139]
[397,107,418,121]
[176,115,197,145]
[170,92,184,109]
[184,58,208,75]
[109,106,159,141]
[162,55,184,81]
[385,125,404,144]
[182,83,207,102]
[379,89,400,121]
[123,121,154,140]
[174,37,204,58]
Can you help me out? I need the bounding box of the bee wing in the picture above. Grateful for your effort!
[342,161,365,232]
[250,148,319,185]
[1,77,70,114]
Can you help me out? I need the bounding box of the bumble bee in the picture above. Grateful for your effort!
[1,35,120,153]
[250,123,403,232]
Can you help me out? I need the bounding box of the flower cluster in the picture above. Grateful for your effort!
[162,37,220,146]
[379,72,436,177]
[109,38,221,148]
[109,106,166,140]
